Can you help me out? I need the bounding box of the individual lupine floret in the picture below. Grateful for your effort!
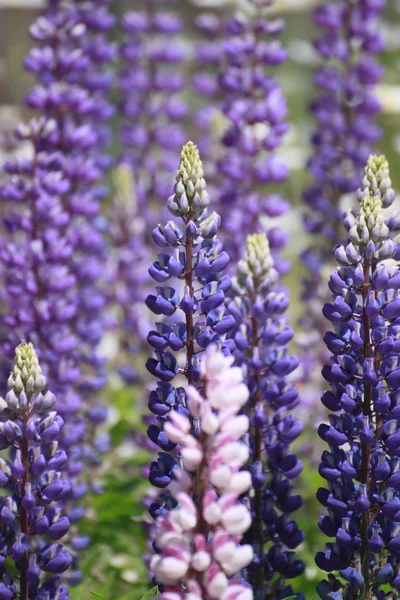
[299,0,386,405]
[146,142,235,493]
[227,234,304,599]
[316,155,400,598]
[150,346,253,600]
[217,1,290,270]
[119,1,187,226]
[0,343,72,599]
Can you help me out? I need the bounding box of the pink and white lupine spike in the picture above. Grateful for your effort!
[151,346,253,600]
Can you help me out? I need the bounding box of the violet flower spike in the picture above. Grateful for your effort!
[227,234,304,599]
[0,343,72,600]
[146,141,235,495]
[107,165,151,385]
[316,155,400,598]
[217,1,290,271]
[0,0,115,579]
[119,1,187,225]
[300,0,386,364]
[151,345,253,600]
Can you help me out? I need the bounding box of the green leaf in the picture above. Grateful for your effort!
[140,586,159,600]
[90,593,108,600]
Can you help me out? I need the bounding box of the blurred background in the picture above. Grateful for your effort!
[1,0,400,598]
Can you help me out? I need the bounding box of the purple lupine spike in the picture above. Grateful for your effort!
[107,165,151,385]
[316,155,400,597]
[150,345,254,600]
[299,0,386,392]
[0,343,72,599]
[119,0,187,225]
[226,233,304,599]
[146,141,235,493]
[191,11,224,198]
[0,0,115,579]
[217,1,290,271]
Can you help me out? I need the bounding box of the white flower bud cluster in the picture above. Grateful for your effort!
[167,141,210,218]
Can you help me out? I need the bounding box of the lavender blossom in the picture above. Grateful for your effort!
[0,343,72,599]
[108,165,151,385]
[227,234,304,599]
[316,155,400,598]
[300,0,386,368]
[150,346,253,600]
[217,1,290,270]
[192,12,224,194]
[146,141,235,493]
[0,0,115,577]
[119,1,187,224]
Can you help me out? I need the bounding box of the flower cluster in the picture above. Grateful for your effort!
[119,0,187,225]
[0,343,72,600]
[227,234,304,599]
[300,0,385,340]
[217,1,290,270]
[146,141,235,491]
[316,155,400,597]
[298,0,386,438]
[150,346,253,600]
[0,0,115,576]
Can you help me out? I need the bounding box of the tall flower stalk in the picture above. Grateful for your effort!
[217,0,289,270]
[227,234,304,599]
[119,0,186,226]
[0,343,72,600]
[299,0,386,391]
[145,141,235,493]
[150,346,254,600]
[316,155,400,598]
[108,165,151,385]
[0,0,115,576]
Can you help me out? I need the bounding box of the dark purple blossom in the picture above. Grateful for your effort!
[317,155,400,598]
[227,233,304,599]
[0,343,72,599]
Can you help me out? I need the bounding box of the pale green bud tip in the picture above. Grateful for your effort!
[358,154,396,208]
[167,141,210,218]
[238,233,275,281]
[9,342,46,395]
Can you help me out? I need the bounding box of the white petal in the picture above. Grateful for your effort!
[221,505,252,536]
[227,471,251,495]
[201,410,219,435]
[182,447,203,470]
[154,557,189,585]
[191,550,211,572]
[207,571,228,598]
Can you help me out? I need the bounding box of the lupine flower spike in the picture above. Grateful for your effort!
[119,0,187,225]
[316,155,400,598]
[227,234,304,599]
[217,0,290,270]
[151,346,254,600]
[299,0,386,401]
[146,141,235,493]
[0,0,115,579]
[0,343,71,600]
